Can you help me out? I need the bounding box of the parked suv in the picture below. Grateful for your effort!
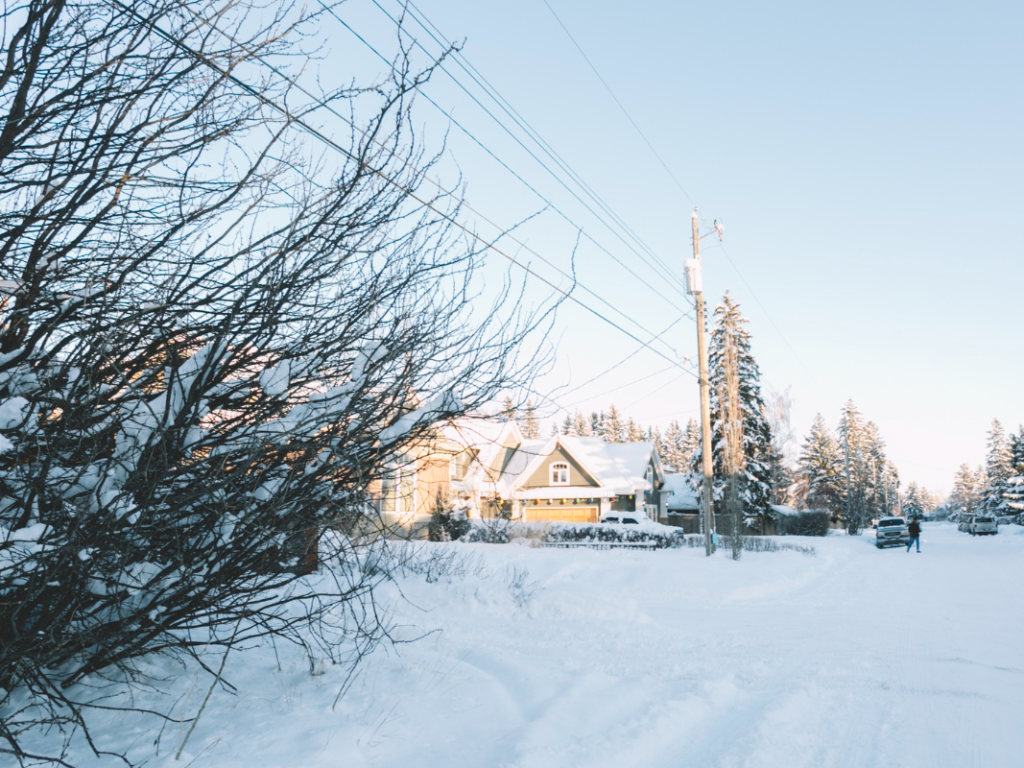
[969,515,998,536]
[875,517,909,549]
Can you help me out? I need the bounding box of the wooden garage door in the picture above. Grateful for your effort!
[527,507,598,524]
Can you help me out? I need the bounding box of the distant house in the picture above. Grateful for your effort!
[373,418,669,532]
[662,473,702,533]
[503,434,666,523]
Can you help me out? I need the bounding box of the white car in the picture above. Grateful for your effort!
[601,514,642,525]
[969,516,998,536]
[875,517,909,549]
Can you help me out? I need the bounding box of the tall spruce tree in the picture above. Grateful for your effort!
[699,293,774,535]
[838,400,871,532]
[980,419,1013,515]
[950,463,985,516]
[1003,428,1024,516]
[682,418,701,471]
[799,413,844,514]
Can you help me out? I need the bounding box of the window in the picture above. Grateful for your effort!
[381,464,416,514]
[550,462,569,486]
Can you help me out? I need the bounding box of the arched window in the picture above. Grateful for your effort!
[550,462,569,486]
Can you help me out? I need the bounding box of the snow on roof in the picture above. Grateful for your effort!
[551,436,655,495]
[663,473,700,511]
[771,504,800,518]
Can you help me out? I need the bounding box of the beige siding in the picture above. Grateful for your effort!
[414,452,451,516]
[522,446,598,489]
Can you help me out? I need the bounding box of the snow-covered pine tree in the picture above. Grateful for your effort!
[903,483,925,519]
[590,411,603,438]
[799,413,844,515]
[837,400,870,532]
[626,417,645,442]
[521,399,540,438]
[682,418,701,470]
[980,419,1013,516]
[601,405,625,443]
[561,414,576,436]
[949,463,985,516]
[572,410,592,436]
[662,420,685,472]
[1003,428,1024,518]
[700,293,775,536]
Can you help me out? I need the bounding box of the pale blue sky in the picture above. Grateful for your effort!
[323,0,1024,494]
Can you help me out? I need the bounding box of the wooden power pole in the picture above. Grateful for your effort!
[686,209,715,556]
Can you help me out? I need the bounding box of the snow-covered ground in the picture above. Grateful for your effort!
[42,523,1024,767]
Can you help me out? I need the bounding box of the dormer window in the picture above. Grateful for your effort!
[550,462,569,486]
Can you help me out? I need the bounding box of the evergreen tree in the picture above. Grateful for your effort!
[838,400,870,532]
[980,419,1013,515]
[561,413,575,436]
[662,420,685,472]
[601,404,625,443]
[799,413,843,514]
[502,395,516,422]
[626,417,645,443]
[949,463,985,516]
[903,482,925,519]
[521,398,540,438]
[572,410,592,437]
[590,411,603,438]
[1002,428,1024,516]
[682,418,701,470]
[697,293,774,533]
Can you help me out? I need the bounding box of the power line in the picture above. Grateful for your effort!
[110,0,698,382]
[352,0,690,296]
[170,0,691,358]
[539,0,823,396]
[540,0,698,207]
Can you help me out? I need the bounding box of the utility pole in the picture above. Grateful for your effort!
[685,209,715,556]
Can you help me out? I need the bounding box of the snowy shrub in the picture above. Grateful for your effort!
[427,494,472,542]
[503,564,537,608]
[461,517,514,544]
[0,0,548,762]
[540,522,685,548]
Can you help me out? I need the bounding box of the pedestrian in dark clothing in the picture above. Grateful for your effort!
[907,519,921,552]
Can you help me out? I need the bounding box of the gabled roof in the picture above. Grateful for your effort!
[512,436,659,496]
[442,417,523,469]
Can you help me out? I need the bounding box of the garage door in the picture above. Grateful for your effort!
[527,507,598,524]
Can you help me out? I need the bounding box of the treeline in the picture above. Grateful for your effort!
[517,294,926,536]
[794,403,930,529]
[946,420,1024,518]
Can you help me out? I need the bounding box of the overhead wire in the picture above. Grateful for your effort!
[541,0,824,396]
[377,0,688,294]
[109,0,699,382]
[170,0,693,358]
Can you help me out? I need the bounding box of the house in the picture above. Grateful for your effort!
[452,420,666,524]
[662,473,702,533]
[374,417,669,533]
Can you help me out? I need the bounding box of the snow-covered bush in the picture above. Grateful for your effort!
[427,494,472,542]
[0,0,546,762]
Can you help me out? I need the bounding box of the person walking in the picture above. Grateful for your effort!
[906,518,922,552]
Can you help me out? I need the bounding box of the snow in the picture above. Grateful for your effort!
[18,522,1024,767]
[664,472,700,510]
